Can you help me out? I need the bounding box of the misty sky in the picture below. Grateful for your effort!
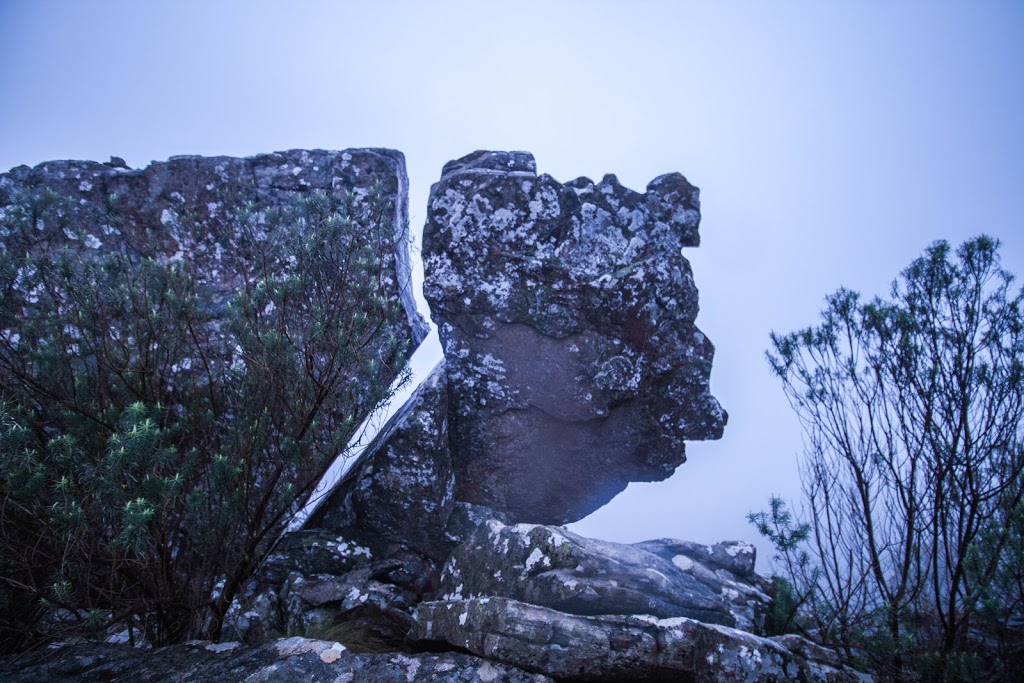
[2,1,1022,568]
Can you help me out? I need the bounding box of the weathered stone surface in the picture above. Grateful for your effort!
[313,362,455,562]
[0,148,428,348]
[423,150,726,524]
[438,520,769,632]
[257,529,377,587]
[0,149,430,652]
[278,566,420,651]
[444,501,512,547]
[0,638,552,682]
[411,597,870,682]
[225,529,440,649]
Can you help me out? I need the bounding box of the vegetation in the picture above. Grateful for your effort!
[0,186,410,650]
[752,236,1024,681]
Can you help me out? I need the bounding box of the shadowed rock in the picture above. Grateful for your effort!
[423,150,726,524]
[313,362,455,563]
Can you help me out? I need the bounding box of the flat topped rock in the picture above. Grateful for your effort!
[0,149,429,346]
[423,150,726,524]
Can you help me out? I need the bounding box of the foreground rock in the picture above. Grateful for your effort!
[412,597,869,682]
[423,150,726,524]
[439,521,770,632]
[0,637,551,682]
[0,149,428,650]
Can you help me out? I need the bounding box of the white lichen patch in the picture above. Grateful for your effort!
[738,644,764,665]
[726,543,754,557]
[672,555,694,571]
[205,641,241,653]
[524,547,550,572]
[319,641,346,663]
[476,661,500,683]
[528,184,560,220]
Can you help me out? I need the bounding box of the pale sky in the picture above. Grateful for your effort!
[2,1,1022,568]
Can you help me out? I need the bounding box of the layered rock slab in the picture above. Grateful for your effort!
[412,597,870,683]
[422,150,726,524]
[437,521,770,633]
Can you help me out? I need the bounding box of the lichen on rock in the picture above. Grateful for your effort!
[423,150,727,524]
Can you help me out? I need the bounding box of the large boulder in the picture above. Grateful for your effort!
[411,597,870,683]
[225,529,441,649]
[437,521,769,633]
[422,150,726,524]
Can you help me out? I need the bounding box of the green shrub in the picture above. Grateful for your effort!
[754,236,1024,681]
[0,186,410,649]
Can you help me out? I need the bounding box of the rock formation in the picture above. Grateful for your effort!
[423,151,726,524]
[0,150,869,682]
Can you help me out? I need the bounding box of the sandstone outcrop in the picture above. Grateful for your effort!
[312,362,454,563]
[423,151,726,524]
[222,364,455,648]
[0,149,428,349]
[436,521,770,632]
[412,597,869,683]
[0,150,865,682]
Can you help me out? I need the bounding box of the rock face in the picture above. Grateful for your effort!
[0,149,428,348]
[0,149,430,656]
[412,597,869,683]
[437,521,770,632]
[0,638,552,682]
[423,150,726,524]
